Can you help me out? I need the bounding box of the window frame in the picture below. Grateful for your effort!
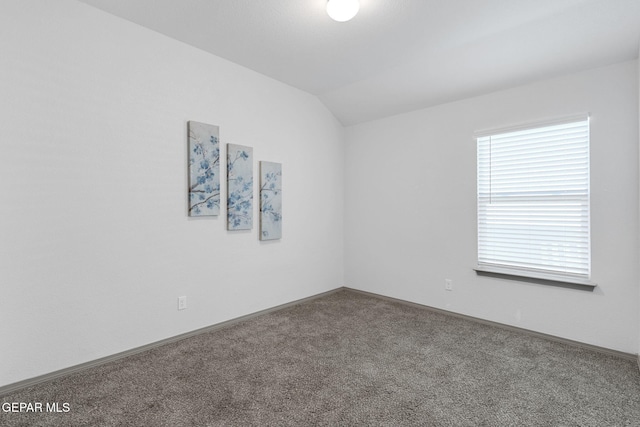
[474,114,595,288]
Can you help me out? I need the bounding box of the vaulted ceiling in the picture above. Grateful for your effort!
[79,0,640,125]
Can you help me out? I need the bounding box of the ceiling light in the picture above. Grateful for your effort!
[326,0,359,22]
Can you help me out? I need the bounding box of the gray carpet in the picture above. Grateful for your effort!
[2,289,639,426]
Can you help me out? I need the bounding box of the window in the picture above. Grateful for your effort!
[476,116,592,285]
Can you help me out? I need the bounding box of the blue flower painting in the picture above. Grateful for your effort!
[227,144,253,230]
[188,121,220,216]
[260,161,282,240]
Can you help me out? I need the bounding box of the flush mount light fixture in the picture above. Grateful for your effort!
[326,0,360,22]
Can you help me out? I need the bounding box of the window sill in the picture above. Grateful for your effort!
[474,265,597,290]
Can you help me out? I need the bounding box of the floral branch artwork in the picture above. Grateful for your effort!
[188,121,220,216]
[227,144,253,230]
[259,162,282,240]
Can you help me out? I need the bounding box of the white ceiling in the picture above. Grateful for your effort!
[79,0,640,125]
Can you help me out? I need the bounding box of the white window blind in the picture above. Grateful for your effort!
[477,117,591,283]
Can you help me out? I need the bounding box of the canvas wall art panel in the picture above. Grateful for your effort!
[227,144,253,230]
[260,161,282,240]
[188,121,220,216]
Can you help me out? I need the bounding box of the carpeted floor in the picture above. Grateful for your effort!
[2,289,639,426]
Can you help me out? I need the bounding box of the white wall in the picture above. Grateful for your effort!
[0,0,344,388]
[345,61,639,354]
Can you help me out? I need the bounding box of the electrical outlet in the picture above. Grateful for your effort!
[178,296,187,310]
[445,279,453,291]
